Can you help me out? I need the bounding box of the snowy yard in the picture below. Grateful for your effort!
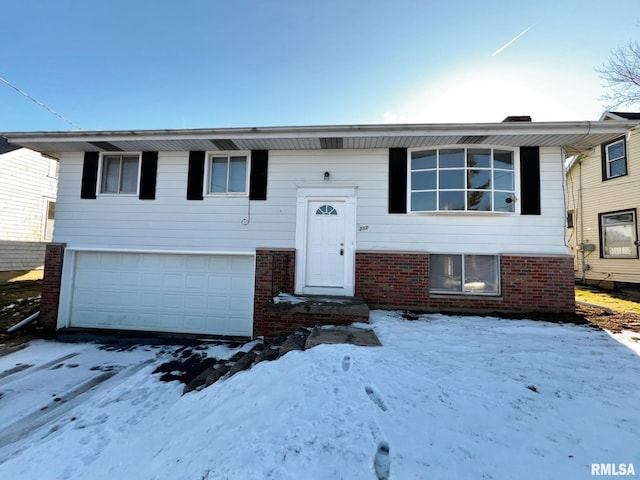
[0,311,639,479]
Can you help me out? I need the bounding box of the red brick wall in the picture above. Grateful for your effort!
[355,251,429,306]
[253,248,295,339]
[355,251,574,314]
[39,243,65,330]
[258,311,363,341]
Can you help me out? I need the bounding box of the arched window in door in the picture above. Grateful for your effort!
[315,205,337,215]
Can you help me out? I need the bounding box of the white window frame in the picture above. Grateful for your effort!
[41,198,56,241]
[429,253,501,295]
[604,138,627,180]
[205,151,250,196]
[97,152,141,196]
[599,209,638,259]
[407,146,519,213]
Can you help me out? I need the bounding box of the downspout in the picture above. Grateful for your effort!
[578,158,586,283]
[7,311,39,333]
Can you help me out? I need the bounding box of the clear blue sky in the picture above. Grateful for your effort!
[1,0,638,131]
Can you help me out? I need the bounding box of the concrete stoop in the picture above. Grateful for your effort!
[183,325,381,394]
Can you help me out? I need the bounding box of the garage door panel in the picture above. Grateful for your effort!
[69,252,255,336]
[185,274,207,289]
[185,295,207,310]
[141,272,163,287]
[163,274,186,288]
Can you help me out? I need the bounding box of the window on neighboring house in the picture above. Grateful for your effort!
[430,254,500,295]
[599,209,638,258]
[48,159,59,178]
[100,154,140,194]
[567,210,574,228]
[209,153,248,194]
[43,200,55,241]
[410,147,516,212]
[603,138,627,180]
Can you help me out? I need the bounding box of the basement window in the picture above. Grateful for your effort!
[430,254,500,295]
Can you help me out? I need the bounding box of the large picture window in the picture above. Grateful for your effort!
[100,154,140,194]
[599,210,638,258]
[430,254,500,295]
[209,153,248,194]
[603,138,627,180]
[410,147,515,212]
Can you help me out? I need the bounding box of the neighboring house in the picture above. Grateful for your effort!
[0,137,58,280]
[5,118,634,339]
[566,111,640,290]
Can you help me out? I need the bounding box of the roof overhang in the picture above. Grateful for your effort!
[3,120,638,158]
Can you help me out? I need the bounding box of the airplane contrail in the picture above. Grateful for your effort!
[491,24,536,56]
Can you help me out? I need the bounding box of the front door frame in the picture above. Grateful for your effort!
[295,185,357,296]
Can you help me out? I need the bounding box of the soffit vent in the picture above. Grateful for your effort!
[210,139,239,150]
[457,135,488,145]
[89,141,123,151]
[320,137,344,149]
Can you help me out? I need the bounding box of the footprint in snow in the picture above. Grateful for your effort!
[374,442,391,480]
[342,355,351,372]
[365,386,388,412]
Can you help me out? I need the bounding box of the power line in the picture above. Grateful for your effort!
[0,75,82,130]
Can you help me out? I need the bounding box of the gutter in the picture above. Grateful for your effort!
[4,120,637,143]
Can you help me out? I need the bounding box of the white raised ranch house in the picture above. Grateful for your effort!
[4,118,635,338]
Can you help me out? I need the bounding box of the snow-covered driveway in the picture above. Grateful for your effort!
[0,312,639,479]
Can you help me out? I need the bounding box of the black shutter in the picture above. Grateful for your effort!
[388,148,407,214]
[249,150,268,200]
[187,151,205,200]
[139,151,158,200]
[520,146,540,215]
[81,152,99,199]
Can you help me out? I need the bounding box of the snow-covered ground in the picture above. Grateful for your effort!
[0,311,639,479]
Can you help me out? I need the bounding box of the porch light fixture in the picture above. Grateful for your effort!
[324,171,330,181]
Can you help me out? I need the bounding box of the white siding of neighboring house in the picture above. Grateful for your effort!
[0,148,58,272]
[53,147,567,255]
[566,129,640,284]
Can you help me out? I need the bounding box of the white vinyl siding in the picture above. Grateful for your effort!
[0,148,58,271]
[53,147,567,256]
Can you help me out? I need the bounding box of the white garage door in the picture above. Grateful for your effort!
[68,251,255,336]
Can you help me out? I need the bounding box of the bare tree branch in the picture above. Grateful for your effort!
[596,40,640,109]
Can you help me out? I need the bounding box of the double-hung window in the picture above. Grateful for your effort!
[430,254,500,295]
[599,210,638,258]
[410,147,516,212]
[209,153,248,194]
[100,154,140,194]
[603,138,627,180]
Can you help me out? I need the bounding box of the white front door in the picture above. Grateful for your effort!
[306,201,346,287]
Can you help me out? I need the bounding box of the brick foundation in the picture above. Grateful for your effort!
[39,243,65,330]
[355,251,574,314]
[253,248,296,339]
